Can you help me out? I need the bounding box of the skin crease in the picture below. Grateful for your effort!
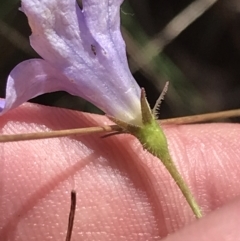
[0,103,240,240]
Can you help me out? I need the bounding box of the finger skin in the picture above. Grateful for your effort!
[162,197,240,241]
[0,103,240,240]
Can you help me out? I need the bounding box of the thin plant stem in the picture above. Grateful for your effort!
[0,125,121,142]
[162,153,202,218]
[160,108,240,125]
[0,109,239,143]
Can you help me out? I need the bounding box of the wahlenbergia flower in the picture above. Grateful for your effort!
[0,0,142,125]
[0,0,202,218]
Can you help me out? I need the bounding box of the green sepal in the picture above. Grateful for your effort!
[140,88,154,124]
[134,119,170,161]
[107,115,141,134]
[108,88,202,218]
[109,89,170,161]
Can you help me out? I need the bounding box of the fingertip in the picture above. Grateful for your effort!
[163,196,240,241]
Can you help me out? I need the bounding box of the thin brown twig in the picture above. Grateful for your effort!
[0,109,239,143]
[65,190,77,241]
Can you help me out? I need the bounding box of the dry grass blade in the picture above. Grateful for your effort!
[126,0,218,72]
[0,109,240,143]
[122,0,218,111]
[0,19,35,55]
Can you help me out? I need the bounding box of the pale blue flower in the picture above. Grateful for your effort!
[0,0,142,125]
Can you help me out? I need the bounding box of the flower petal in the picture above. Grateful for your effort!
[82,0,129,65]
[2,0,142,124]
[20,0,92,68]
[0,59,69,115]
[19,0,142,123]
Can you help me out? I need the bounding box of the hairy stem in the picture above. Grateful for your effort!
[136,119,202,218]
[161,152,202,218]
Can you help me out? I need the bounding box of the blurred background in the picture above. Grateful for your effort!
[0,0,240,121]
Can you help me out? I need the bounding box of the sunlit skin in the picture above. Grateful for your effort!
[0,103,240,240]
